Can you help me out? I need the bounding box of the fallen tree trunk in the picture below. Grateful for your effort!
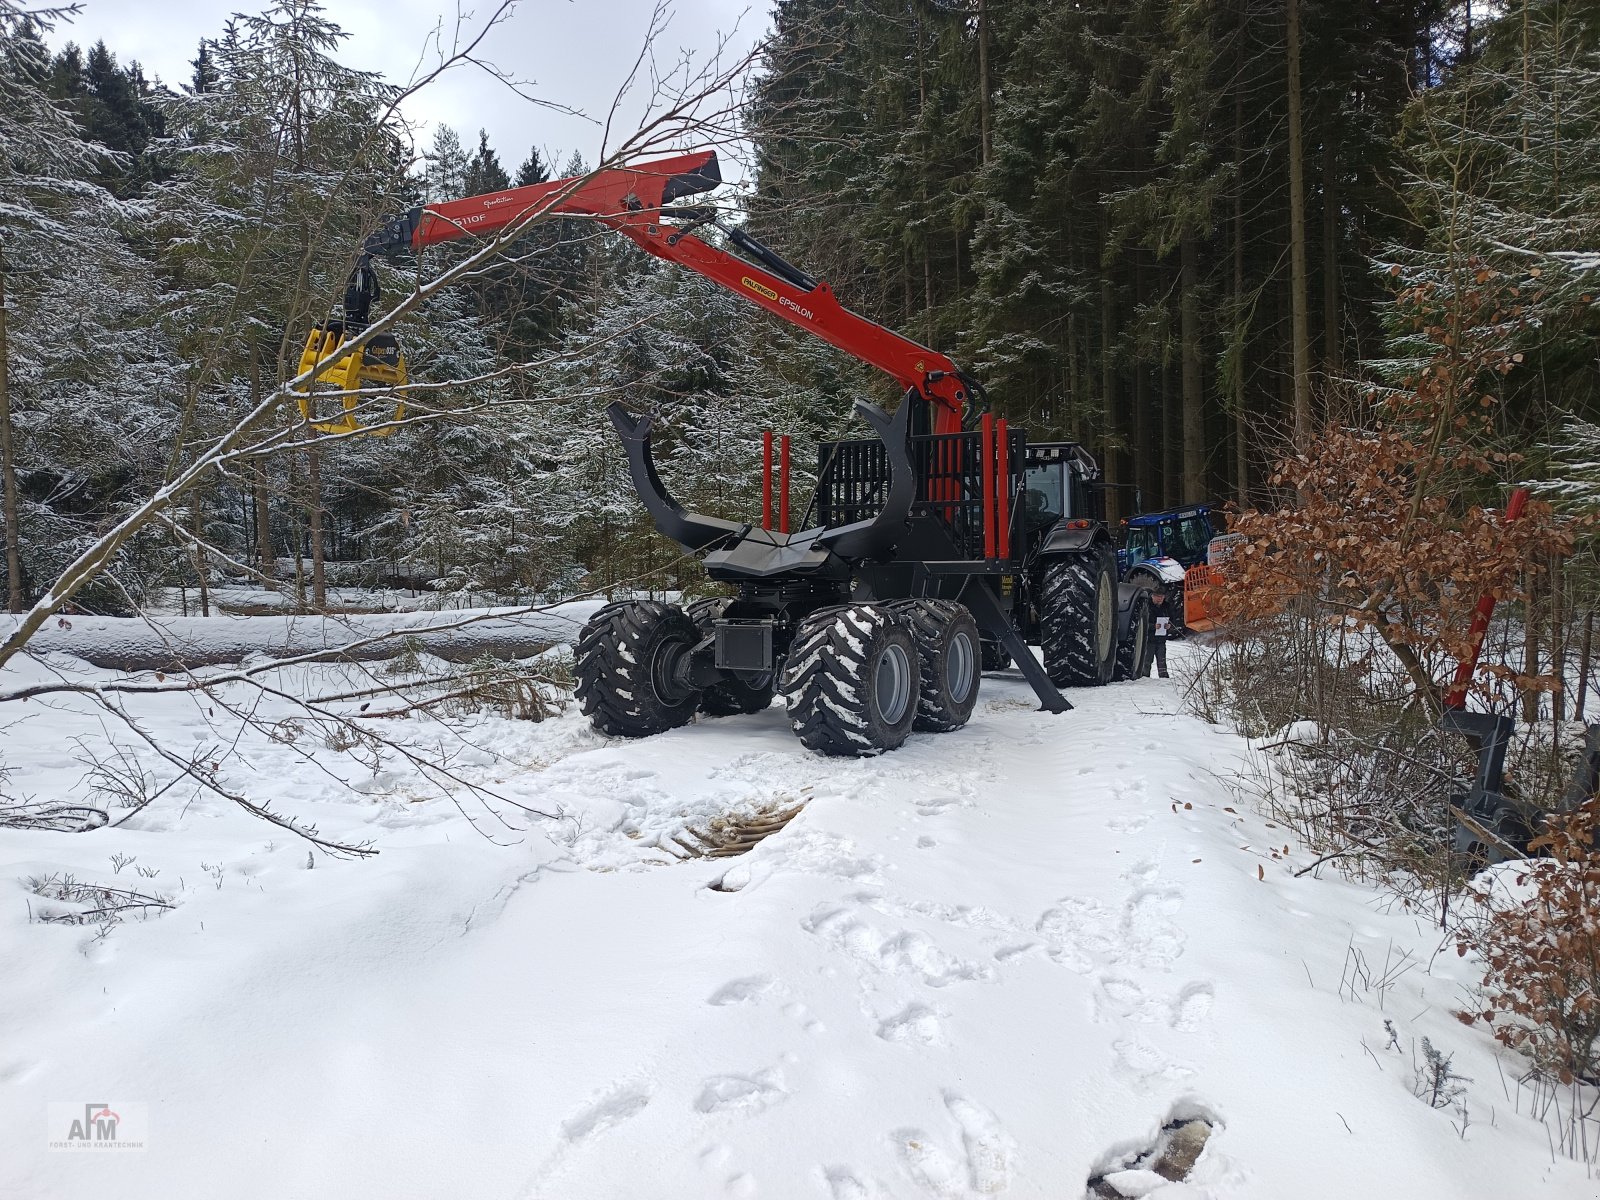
[2,603,601,673]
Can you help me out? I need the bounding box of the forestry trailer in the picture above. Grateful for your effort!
[301,150,1155,756]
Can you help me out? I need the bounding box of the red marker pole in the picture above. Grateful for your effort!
[779,435,791,534]
[996,417,1012,561]
[1444,487,1530,710]
[981,414,996,561]
[761,430,773,532]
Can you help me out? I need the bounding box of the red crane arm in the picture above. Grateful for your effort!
[372,150,971,433]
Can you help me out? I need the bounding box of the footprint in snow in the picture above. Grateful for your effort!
[891,1093,1014,1198]
[707,975,773,1006]
[875,1002,944,1046]
[802,904,991,988]
[1112,1035,1196,1091]
[944,1092,1014,1194]
[1095,975,1169,1025]
[694,1068,787,1115]
[1170,981,1215,1032]
[1118,886,1187,970]
[822,1165,881,1199]
[561,1084,652,1143]
[892,1129,968,1200]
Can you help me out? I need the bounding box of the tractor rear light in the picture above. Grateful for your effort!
[1067,519,1092,530]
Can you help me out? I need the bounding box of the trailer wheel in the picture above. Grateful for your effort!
[889,599,981,732]
[781,603,918,757]
[1041,549,1118,687]
[575,600,703,737]
[685,598,775,716]
[1113,588,1155,681]
[981,641,1012,672]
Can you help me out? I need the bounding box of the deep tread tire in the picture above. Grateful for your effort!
[685,598,775,716]
[888,599,981,732]
[1113,589,1156,681]
[780,603,919,757]
[575,600,702,737]
[1041,549,1118,687]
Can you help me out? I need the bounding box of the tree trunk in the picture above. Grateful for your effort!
[306,441,326,610]
[1100,272,1121,526]
[1067,312,1081,438]
[192,498,210,617]
[1161,348,1176,510]
[1576,608,1594,721]
[250,344,274,580]
[1522,0,1531,154]
[1233,73,1248,507]
[1286,0,1313,449]
[1550,554,1564,721]
[0,247,21,613]
[1132,252,1151,511]
[1522,570,1540,723]
[1322,139,1340,373]
[977,0,992,167]
[1180,232,1205,502]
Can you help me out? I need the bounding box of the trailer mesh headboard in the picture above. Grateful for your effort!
[816,429,1024,561]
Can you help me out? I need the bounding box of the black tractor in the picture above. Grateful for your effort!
[576,395,1155,757]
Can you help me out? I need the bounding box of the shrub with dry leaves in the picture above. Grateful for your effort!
[1460,799,1600,1084]
[1217,263,1580,711]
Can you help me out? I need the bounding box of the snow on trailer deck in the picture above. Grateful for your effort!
[0,640,1593,1199]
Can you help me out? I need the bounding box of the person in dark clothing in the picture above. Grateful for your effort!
[1148,588,1171,678]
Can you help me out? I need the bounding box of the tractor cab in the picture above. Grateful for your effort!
[1120,505,1216,573]
[1021,442,1103,538]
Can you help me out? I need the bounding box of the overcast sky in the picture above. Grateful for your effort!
[45,0,768,181]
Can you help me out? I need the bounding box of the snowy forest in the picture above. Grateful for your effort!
[7,1,1600,1194]
[1,0,1596,618]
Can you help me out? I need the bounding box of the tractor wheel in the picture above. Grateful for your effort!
[981,641,1012,672]
[780,603,918,757]
[888,599,981,732]
[685,598,775,716]
[1113,588,1156,682]
[1040,549,1118,688]
[575,600,703,737]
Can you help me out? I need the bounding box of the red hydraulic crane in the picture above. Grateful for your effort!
[346,149,979,437]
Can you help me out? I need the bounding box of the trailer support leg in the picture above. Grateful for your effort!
[961,584,1071,714]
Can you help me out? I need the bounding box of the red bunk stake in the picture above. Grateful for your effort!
[996,417,1012,561]
[981,414,996,561]
[1444,487,1530,710]
[761,430,773,532]
[779,435,791,534]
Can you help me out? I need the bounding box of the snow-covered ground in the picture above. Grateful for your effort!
[1,638,1595,1198]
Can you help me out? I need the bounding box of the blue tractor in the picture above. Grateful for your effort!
[1117,505,1218,635]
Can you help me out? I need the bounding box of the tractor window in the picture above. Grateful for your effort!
[1171,515,1211,564]
[1023,463,1065,531]
[1125,526,1160,562]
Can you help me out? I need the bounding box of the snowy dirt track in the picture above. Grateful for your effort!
[2,641,1595,1199]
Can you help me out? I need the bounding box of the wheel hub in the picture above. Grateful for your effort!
[947,630,975,703]
[650,637,696,705]
[1096,575,1115,657]
[876,643,913,725]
